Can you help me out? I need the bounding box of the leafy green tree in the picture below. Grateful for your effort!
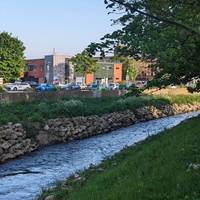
[116,56,138,81]
[87,0,200,87]
[71,51,97,83]
[0,32,26,82]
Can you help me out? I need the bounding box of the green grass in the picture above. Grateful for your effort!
[39,116,200,200]
[0,94,200,126]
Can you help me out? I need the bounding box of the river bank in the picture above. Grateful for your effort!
[1,99,200,163]
[0,111,199,200]
[39,114,200,200]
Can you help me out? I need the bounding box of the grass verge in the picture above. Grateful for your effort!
[39,116,200,200]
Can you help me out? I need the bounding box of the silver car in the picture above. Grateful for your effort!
[5,82,31,91]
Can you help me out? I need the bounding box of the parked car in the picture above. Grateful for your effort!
[64,83,80,90]
[35,84,56,92]
[109,83,119,90]
[79,84,87,90]
[5,82,31,91]
[99,84,108,90]
[23,81,39,88]
[87,83,98,90]
[135,81,147,88]
[168,84,177,89]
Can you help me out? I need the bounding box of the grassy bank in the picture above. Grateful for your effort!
[0,94,200,125]
[39,116,200,200]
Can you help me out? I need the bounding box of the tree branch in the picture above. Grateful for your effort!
[109,0,200,37]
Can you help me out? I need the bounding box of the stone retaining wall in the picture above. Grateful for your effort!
[1,103,200,163]
[0,124,36,163]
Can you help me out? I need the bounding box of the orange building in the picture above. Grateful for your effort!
[113,63,122,83]
[85,73,94,85]
[83,62,123,85]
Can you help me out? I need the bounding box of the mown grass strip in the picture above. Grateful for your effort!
[39,116,200,200]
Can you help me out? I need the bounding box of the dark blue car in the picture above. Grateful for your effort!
[36,84,56,92]
[64,83,80,90]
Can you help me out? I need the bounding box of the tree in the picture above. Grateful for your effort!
[71,51,97,83]
[105,0,200,37]
[0,32,26,82]
[114,56,138,81]
[87,0,200,87]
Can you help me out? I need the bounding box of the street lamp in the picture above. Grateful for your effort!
[46,62,51,83]
[126,68,129,87]
[103,65,110,87]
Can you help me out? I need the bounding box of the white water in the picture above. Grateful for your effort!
[0,111,199,200]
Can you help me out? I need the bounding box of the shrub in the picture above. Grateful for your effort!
[187,82,200,93]
[37,102,50,118]
[119,81,127,90]
[52,100,85,117]
[125,84,143,97]
[0,86,4,93]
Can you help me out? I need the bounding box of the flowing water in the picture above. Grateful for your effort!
[0,111,199,200]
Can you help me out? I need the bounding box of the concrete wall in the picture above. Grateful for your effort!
[53,54,66,84]
[44,54,70,84]
[44,55,54,84]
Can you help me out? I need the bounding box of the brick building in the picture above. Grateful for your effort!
[24,59,45,83]
[24,55,155,85]
[25,54,73,84]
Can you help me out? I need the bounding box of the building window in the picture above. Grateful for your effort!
[116,67,120,70]
[28,65,34,71]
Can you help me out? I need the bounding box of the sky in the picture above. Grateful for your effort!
[0,0,117,59]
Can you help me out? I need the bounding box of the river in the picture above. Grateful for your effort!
[0,111,199,200]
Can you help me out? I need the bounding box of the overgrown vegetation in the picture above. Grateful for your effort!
[125,84,143,97]
[0,95,200,125]
[187,82,200,93]
[0,85,3,93]
[39,116,200,200]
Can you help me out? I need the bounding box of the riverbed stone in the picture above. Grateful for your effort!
[0,147,3,156]
[44,195,54,200]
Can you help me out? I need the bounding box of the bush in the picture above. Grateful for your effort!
[187,82,200,93]
[125,84,143,97]
[100,88,109,92]
[52,100,85,117]
[119,81,127,90]
[37,102,50,118]
[0,86,4,93]
[187,86,195,93]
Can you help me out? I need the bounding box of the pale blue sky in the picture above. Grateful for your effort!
[0,0,116,59]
